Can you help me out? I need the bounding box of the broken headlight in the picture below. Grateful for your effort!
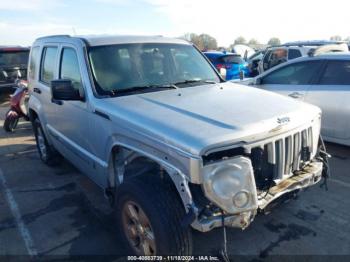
[201,156,258,214]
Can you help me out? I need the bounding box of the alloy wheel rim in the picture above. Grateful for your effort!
[121,201,156,255]
[37,128,47,159]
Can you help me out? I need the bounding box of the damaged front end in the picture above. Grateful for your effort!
[190,120,330,232]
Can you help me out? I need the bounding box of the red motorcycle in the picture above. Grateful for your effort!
[3,80,29,132]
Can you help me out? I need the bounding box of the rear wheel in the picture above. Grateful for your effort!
[116,176,193,255]
[33,118,60,166]
[3,113,19,132]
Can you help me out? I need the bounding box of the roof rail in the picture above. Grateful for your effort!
[36,34,71,40]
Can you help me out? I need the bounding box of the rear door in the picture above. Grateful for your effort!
[258,60,323,101]
[37,46,59,127]
[305,60,350,140]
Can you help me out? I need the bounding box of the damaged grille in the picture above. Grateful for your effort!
[251,127,314,190]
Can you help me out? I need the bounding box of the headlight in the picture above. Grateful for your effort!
[202,156,258,214]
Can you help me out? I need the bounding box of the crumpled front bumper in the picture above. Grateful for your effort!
[192,161,323,232]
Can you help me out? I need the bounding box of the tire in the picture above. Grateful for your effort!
[3,113,19,132]
[32,118,60,166]
[116,176,193,255]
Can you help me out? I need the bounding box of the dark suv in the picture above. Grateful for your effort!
[0,46,30,91]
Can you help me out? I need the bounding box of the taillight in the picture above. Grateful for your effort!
[216,63,232,70]
[216,64,224,70]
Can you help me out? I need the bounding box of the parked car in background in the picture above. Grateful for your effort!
[28,34,328,256]
[0,46,30,91]
[240,52,350,146]
[231,44,255,58]
[247,50,265,77]
[204,51,250,80]
[258,42,348,74]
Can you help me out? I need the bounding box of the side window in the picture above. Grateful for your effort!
[60,48,82,91]
[288,49,302,59]
[268,49,287,69]
[40,47,58,84]
[28,46,40,79]
[262,61,322,85]
[319,61,350,85]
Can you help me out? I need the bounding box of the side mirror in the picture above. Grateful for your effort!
[255,77,262,85]
[219,68,227,80]
[51,79,83,101]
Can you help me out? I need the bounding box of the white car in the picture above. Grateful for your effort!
[240,53,350,146]
[258,42,349,74]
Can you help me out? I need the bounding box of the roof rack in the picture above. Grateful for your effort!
[308,43,349,56]
[36,34,71,40]
[283,40,346,47]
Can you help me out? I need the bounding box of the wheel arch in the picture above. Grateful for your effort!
[107,143,196,213]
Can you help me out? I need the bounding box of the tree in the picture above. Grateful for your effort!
[181,33,217,50]
[267,37,281,46]
[198,34,218,51]
[234,36,246,45]
[330,35,342,41]
[248,38,260,49]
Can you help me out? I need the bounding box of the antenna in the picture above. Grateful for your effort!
[72,27,77,36]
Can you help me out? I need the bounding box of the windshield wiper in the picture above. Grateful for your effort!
[110,83,178,96]
[173,79,217,86]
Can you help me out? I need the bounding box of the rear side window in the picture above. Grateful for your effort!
[40,47,57,84]
[59,48,82,91]
[28,46,40,79]
[262,61,322,85]
[288,49,302,59]
[319,61,350,85]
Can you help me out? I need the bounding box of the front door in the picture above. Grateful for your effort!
[49,45,97,182]
[258,60,324,101]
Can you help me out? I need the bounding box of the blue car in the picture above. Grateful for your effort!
[203,51,250,80]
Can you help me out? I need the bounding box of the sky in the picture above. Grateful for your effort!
[0,0,349,47]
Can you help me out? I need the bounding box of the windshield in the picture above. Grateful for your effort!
[88,43,220,96]
[0,51,29,67]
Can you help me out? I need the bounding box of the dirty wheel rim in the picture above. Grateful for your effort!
[37,127,47,159]
[121,200,156,255]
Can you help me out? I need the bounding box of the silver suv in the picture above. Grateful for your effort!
[28,35,328,256]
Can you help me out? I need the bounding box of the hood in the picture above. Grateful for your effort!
[98,82,321,156]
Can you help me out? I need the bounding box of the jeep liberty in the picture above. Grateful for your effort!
[28,35,329,256]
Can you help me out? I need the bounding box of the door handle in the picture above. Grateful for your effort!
[33,88,41,94]
[288,92,303,99]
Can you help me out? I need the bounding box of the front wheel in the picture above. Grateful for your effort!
[116,176,193,255]
[3,115,19,132]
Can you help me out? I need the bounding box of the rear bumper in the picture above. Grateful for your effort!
[191,161,323,232]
